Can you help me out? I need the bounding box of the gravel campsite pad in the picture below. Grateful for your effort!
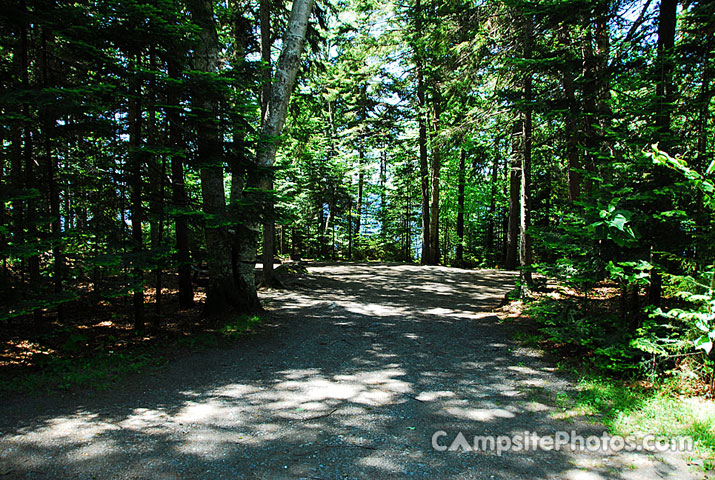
[0,263,701,479]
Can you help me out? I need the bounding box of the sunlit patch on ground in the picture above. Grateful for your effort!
[0,263,701,479]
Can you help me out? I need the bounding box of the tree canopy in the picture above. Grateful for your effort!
[1,0,714,380]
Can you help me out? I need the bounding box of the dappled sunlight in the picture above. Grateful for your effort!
[443,406,517,422]
[415,390,456,402]
[563,470,609,480]
[175,399,240,426]
[357,455,405,472]
[344,301,409,317]
[0,263,694,479]
[120,408,173,431]
[11,412,120,444]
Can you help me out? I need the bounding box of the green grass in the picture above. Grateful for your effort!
[0,314,264,394]
[509,302,715,472]
[220,314,262,338]
[512,330,542,347]
[559,375,715,470]
[0,351,165,393]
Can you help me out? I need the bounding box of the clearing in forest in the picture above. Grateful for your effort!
[0,263,699,479]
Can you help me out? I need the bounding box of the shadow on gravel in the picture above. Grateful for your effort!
[0,263,692,479]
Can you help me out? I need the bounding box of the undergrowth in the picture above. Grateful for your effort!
[0,314,263,394]
[506,291,715,473]
[561,376,715,471]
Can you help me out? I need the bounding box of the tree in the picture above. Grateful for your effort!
[189,0,239,317]
[256,0,315,287]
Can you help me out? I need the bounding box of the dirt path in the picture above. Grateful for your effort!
[0,263,700,479]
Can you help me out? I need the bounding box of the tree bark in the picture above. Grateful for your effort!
[15,13,42,325]
[228,13,262,310]
[380,150,387,232]
[519,15,534,293]
[354,147,364,258]
[559,26,581,203]
[428,86,442,265]
[415,0,430,265]
[41,24,65,322]
[655,0,677,143]
[167,60,194,309]
[648,0,678,307]
[10,24,24,286]
[455,147,466,266]
[260,0,278,287]
[487,139,499,260]
[260,0,272,124]
[189,0,241,317]
[148,52,164,320]
[128,54,145,330]
[504,121,521,270]
[256,0,314,287]
[580,19,598,194]
[405,186,411,261]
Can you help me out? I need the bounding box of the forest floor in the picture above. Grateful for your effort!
[0,262,704,479]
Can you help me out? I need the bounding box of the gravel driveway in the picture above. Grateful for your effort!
[0,263,700,479]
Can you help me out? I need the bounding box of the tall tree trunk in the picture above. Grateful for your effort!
[559,27,581,203]
[696,63,712,171]
[128,54,145,330]
[353,88,368,258]
[519,16,535,293]
[580,20,598,194]
[380,150,387,231]
[648,0,678,307]
[255,0,314,287]
[694,39,713,263]
[347,196,353,259]
[428,87,442,265]
[260,0,272,124]
[654,0,677,144]
[15,13,42,325]
[443,215,449,265]
[41,24,65,322]
[455,147,466,266]
[354,147,364,258]
[415,0,430,265]
[167,61,194,309]
[487,140,499,260]
[260,0,278,287]
[228,14,261,310]
[0,134,6,274]
[405,187,411,261]
[189,0,240,317]
[504,121,521,270]
[10,32,24,286]
[148,52,164,320]
[594,1,615,186]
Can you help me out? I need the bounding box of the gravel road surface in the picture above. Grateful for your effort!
[0,263,700,479]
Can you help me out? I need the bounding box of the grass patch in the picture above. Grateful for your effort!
[564,375,715,470]
[0,313,264,395]
[0,350,165,393]
[512,319,715,472]
[512,330,542,347]
[504,292,715,473]
[220,314,262,338]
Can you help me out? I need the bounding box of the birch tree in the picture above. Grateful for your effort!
[256,0,315,287]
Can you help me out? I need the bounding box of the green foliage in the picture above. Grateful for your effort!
[647,147,715,360]
[220,315,262,339]
[525,298,641,373]
[606,260,652,287]
[0,0,714,404]
[0,350,163,394]
[568,375,715,470]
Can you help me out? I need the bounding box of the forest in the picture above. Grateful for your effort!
[1,0,714,392]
